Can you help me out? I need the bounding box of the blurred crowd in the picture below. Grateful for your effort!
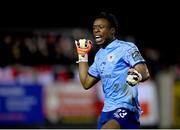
[0,31,76,67]
[0,28,97,84]
[0,28,179,83]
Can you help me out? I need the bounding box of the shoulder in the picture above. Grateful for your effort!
[119,40,136,47]
[116,39,138,51]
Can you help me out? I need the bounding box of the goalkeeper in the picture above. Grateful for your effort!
[75,12,150,129]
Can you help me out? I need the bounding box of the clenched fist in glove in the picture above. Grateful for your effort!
[75,39,92,63]
[126,68,142,86]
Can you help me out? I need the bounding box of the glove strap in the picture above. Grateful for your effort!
[133,70,142,81]
[76,54,88,63]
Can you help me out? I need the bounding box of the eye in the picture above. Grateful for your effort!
[99,26,105,29]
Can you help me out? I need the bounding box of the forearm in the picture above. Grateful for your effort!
[78,62,89,86]
[134,63,150,82]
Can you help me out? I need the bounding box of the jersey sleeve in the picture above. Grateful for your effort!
[88,60,100,79]
[123,45,145,67]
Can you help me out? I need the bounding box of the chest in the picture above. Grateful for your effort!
[96,49,127,75]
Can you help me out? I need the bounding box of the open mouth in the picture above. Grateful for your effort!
[95,36,102,42]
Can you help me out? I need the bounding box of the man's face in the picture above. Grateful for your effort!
[93,18,114,45]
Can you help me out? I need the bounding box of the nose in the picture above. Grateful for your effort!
[93,27,100,33]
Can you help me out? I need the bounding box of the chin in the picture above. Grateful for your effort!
[96,40,104,45]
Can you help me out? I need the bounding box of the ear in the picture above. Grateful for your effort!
[110,27,116,35]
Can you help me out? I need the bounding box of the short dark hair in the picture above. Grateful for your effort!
[95,12,119,33]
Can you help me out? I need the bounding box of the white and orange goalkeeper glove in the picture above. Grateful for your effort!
[126,68,142,86]
[75,39,92,63]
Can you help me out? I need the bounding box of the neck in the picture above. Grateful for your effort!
[101,37,116,48]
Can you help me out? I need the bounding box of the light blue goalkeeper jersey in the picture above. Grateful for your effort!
[88,39,145,114]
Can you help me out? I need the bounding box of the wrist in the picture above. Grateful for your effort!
[76,53,88,63]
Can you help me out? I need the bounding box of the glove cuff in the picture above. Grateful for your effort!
[126,69,143,86]
[76,54,88,63]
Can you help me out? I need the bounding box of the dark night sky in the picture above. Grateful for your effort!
[0,1,179,51]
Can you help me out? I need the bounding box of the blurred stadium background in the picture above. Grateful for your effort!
[0,1,179,129]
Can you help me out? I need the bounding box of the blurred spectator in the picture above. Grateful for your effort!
[0,35,14,67]
[21,36,39,66]
[46,32,57,64]
[54,35,75,65]
[142,47,161,80]
[11,37,22,64]
[36,35,49,65]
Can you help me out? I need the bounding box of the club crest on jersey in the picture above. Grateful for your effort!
[107,54,115,62]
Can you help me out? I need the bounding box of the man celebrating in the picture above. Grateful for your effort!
[75,12,150,129]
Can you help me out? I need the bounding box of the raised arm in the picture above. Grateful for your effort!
[75,39,99,90]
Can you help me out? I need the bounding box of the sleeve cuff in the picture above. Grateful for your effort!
[88,72,100,80]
